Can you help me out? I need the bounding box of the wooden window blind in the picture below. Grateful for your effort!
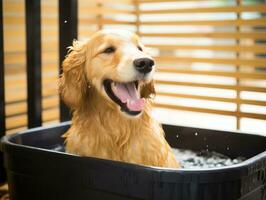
[3,0,266,134]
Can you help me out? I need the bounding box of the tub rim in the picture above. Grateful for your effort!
[1,121,265,176]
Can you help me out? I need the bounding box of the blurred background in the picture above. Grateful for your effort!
[1,0,266,136]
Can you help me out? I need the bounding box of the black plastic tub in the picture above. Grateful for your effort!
[1,122,266,200]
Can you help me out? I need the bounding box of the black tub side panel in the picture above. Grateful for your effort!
[7,172,138,200]
[3,141,248,200]
[4,146,140,200]
[4,147,243,200]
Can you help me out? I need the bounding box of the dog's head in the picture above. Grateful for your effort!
[59,29,155,117]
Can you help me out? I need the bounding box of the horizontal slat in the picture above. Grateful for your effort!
[154,103,266,120]
[42,5,58,14]
[157,68,266,79]
[42,96,59,108]
[6,127,27,135]
[140,19,266,26]
[5,51,57,65]
[6,95,58,117]
[6,76,57,90]
[6,63,58,74]
[5,102,27,117]
[4,1,57,14]
[155,103,237,116]
[6,107,59,130]
[6,87,57,103]
[4,41,25,52]
[6,114,27,130]
[139,0,205,2]
[155,80,266,92]
[6,29,59,41]
[3,2,24,12]
[147,44,266,53]
[155,56,266,67]
[141,32,266,39]
[95,0,133,4]
[81,19,136,25]
[4,16,59,25]
[42,107,59,122]
[157,92,266,106]
[6,35,57,46]
[4,38,58,53]
[139,5,266,14]
[84,7,135,15]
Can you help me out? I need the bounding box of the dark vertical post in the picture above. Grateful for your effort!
[0,0,5,137]
[59,0,78,121]
[25,0,42,128]
[0,0,7,183]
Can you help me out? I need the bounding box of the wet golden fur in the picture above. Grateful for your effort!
[59,30,180,168]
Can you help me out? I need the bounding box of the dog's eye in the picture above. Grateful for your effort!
[137,46,143,51]
[103,46,116,54]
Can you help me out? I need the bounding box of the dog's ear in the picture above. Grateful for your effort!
[58,40,88,109]
[141,80,156,99]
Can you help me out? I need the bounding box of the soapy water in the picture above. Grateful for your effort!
[51,145,245,169]
[172,148,245,169]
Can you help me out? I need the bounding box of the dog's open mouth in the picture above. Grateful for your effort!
[103,79,145,115]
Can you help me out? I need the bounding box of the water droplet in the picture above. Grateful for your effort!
[176,134,179,139]
[64,20,67,23]
[195,132,198,136]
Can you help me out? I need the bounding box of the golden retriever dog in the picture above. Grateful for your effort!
[59,29,180,168]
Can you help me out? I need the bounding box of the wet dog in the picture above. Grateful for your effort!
[59,29,179,168]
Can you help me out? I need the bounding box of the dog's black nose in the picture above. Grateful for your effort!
[133,58,154,74]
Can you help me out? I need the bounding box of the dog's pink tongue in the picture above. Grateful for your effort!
[127,98,145,112]
[112,82,145,111]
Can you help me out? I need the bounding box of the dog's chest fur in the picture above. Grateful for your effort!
[64,104,177,167]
